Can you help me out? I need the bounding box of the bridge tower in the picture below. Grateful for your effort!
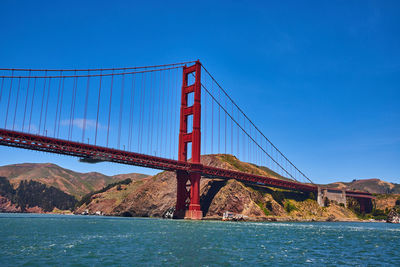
[174,61,203,220]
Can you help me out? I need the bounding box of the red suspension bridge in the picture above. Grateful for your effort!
[0,61,373,219]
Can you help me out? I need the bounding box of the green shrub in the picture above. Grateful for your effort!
[285,201,297,213]
[356,213,372,220]
[372,209,386,216]
[12,180,77,211]
[308,192,315,200]
[257,202,270,216]
[76,178,132,208]
[371,208,387,220]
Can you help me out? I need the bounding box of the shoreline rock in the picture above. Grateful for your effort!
[386,209,400,223]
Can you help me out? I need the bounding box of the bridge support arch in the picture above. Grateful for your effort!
[174,61,203,220]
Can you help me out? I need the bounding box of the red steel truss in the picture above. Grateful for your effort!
[0,128,189,171]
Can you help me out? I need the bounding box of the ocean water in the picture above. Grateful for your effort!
[0,214,399,266]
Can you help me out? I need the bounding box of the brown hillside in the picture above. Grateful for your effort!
[0,163,149,198]
[374,194,400,210]
[327,178,400,194]
[76,154,359,221]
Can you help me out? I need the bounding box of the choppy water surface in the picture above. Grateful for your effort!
[0,213,399,266]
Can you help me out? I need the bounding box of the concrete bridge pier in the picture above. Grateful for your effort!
[184,172,202,220]
[174,171,203,220]
[317,187,323,206]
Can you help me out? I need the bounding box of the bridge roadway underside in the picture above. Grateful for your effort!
[0,129,373,202]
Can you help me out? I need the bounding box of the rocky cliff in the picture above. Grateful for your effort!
[75,154,359,221]
[2,157,398,221]
[386,209,400,223]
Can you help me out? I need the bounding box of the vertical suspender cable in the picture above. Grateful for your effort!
[237,109,239,159]
[203,73,207,155]
[169,69,173,158]
[249,125,252,163]
[95,70,102,145]
[38,72,47,134]
[68,72,76,140]
[250,126,253,163]
[43,78,51,136]
[139,73,145,153]
[22,70,31,132]
[162,71,167,156]
[147,71,151,154]
[53,71,62,137]
[224,93,227,154]
[0,77,4,105]
[257,137,262,166]
[150,72,155,154]
[28,78,36,133]
[218,84,220,153]
[145,71,149,154]
[137,73,142,152]
[242,115,245,161]
[231,101,233,155]
[69,72,77,140]
[142,72,147,154]
[57,77,65,138]
[70,75,78,140]
[255,132,258,165]
[156,71,160,156]
[12,77,21,131]
[128,73,135,151]
[82,71,90,143]
[106,71,114,147]
[117,73,125,149]
[159,71,165,156]
[5,70,14,128]
[174,68,179,159]
[164,70,168,157]
[211,81,214,155]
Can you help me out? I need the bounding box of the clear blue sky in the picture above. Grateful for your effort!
[0,0,399,184]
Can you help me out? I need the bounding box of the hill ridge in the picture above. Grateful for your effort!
[0,163,150,198]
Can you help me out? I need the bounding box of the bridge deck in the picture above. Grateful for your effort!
[0,129,373,200]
